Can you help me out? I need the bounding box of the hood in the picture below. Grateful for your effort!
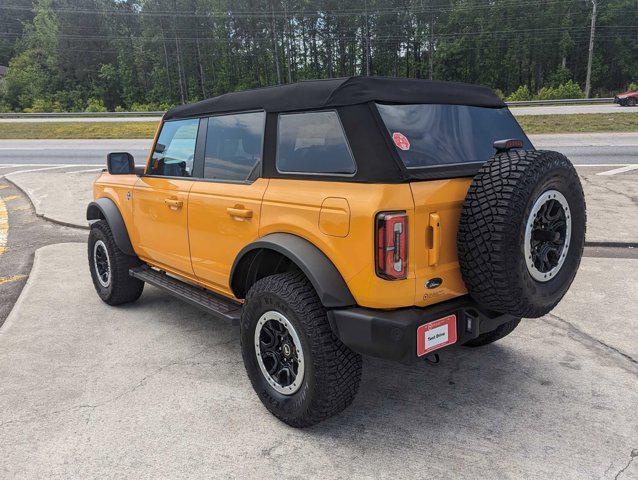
[616,91,637,98]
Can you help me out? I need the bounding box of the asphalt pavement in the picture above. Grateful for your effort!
[0,133,637,166]
[509,103,634,116]
[0,139,152,165]
[0,180,86,323]
[0,242,636,479]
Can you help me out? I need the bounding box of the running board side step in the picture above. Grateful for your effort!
[129,265,242,323]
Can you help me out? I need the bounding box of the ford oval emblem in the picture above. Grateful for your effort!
[426,277,443,289]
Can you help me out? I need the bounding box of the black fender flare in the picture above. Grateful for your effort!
[230,233,356,308]
[86,198,135,256]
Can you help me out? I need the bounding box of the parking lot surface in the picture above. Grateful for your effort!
[0,135,636,479]
[0,243,636,479]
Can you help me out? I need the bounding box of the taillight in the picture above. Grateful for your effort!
[375,212,408,280]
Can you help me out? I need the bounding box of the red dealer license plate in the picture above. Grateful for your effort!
[416,314,458,357]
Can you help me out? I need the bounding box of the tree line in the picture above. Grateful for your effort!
[0,0,636,112]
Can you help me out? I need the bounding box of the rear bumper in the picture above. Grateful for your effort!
[327,296,519,364]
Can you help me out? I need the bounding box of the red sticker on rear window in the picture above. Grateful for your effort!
[392,132,410,151]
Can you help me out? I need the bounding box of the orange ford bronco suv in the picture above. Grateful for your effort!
[87,77,586,427]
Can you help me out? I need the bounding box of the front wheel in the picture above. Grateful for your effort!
[240,271,362,428]
[88,220,144,305]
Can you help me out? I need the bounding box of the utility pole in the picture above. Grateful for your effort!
[429,12,434,80]
[284,0,293,84]
[364,0,370,76]
[270,1,282,84]
[585,0,599,98]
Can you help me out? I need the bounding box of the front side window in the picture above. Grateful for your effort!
[148,118,199,177]
[204,111,265,182]
[277,111,356,175]
[376,103,533,169]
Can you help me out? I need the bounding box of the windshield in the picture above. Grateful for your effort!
[376,103,533,169]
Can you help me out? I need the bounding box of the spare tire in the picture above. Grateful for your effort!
[457,149,586,318]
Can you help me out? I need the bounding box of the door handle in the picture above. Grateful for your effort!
[164,198,183,209]
[227,207,253,219]
[428,212,441,266]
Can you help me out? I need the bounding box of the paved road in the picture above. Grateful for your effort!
[0,139,152,165]
[531,133,638,165]
[509,103,634,116]
[0,133,637,166]
[0,180,86,324]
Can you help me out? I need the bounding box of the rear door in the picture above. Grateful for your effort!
[187,111,267,296]
[132,118,199,275]
[409,179,472,306]
[375,103,533,306]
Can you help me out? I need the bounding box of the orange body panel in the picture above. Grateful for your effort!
[132,176,194,275]
[260,179,416,309]
[409,179,471,307]
[188,179,269,295]
[92,174,137,232]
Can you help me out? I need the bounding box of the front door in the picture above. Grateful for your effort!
[187,111,267,295]
[133,118,200,276]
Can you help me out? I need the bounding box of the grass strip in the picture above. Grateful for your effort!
[0,121,158,139]
[516,113,638,134]
[0,113,636,139]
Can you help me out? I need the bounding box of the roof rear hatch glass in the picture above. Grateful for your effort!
[376,103,533,172]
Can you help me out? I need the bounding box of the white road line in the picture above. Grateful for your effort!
[0,196,7,256]
[596,165,638,176]
[67,167,104,174]
[0,165,77,178]
[572,163,634,167]
[0,163,100,167]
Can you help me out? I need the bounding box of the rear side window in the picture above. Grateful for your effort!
[376,103,533,169]
[277,111,356,175]
[204,111,265,182]
[149,118,199,177]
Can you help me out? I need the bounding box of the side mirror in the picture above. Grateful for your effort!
[107,152,135,175]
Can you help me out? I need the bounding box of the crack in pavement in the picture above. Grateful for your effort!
[614,449,638,480]
[0,343,235,429]
[580,175,638,206]
[542,313,637,375]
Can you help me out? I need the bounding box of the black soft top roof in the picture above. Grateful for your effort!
[165,76,505,120]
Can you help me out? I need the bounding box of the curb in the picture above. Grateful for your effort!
[4,176,89,231]
[0,243,85,334]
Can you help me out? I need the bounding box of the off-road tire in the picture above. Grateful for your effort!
[88,220,144,305]
[457,150,586,318]
[240,271,362,428]
[463,318,522,347]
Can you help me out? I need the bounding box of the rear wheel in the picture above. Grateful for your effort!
[240,271,362,428]
[628,97,637,107]
[88,220,144,305]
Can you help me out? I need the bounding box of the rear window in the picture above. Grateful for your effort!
[376,103,533,169]
[276,111,356,175]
